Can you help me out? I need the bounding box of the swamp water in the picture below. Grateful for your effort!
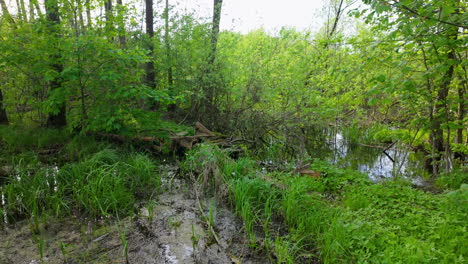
[0,164,269,264]
[304,128,427,185]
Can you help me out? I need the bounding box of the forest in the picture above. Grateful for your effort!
[0,0,467,263]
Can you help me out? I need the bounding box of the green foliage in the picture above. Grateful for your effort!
[184,144,467,263]
[436,169,468,190]
[0,125,69,153]
[1,147,161,221]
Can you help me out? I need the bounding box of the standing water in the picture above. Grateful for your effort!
[304,129,427,185]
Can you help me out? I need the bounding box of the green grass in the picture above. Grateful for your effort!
[1,148,161,223]
[182,144,468,264]
[0,125,70,153]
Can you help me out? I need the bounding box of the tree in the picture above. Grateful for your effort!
[145,0,155,89]
[45,0,67,127]
[164,0,175,111]
[0,0,14,125]
[360,0,467,173]
[0,0,16,25]
[203,0,223,113]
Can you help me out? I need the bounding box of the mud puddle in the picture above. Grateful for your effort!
[0,165,270,264]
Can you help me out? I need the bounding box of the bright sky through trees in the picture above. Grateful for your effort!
[174,0,326,33]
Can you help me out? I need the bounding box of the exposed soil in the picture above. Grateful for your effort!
[0,165,270,264]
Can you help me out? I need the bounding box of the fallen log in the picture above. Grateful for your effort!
[88,122,243,155]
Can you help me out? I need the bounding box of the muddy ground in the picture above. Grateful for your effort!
[0,166,270,264]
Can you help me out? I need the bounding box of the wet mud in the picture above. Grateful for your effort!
[0,166,269,264]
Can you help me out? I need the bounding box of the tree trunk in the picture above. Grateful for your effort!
[28,0,35,20]
[19,0,27,21]
[145,0,155,89]
[33,0,42,17]
[0,0,16,25]
[116,0,126,46]
[209,0,222,67]
[0,89,8,125]
[454,70,466,160]
[430,48,456,172]
[104,0,113,33]
[77,0,85,32]
[85,0,91,27]
[165,0,175,112]
[204,0,223,110]
[45,0,67,127]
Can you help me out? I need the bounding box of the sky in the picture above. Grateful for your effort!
[172,0,329,34]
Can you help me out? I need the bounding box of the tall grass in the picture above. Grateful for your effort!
[1,148,161,223]
[183,144,467,263]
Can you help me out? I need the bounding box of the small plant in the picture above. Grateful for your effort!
[31,222,46,261]
[208,200,216,228]
[59,242,74,262]
[118,222,129,264]
[191,224,199,250]
[147,200,156,223]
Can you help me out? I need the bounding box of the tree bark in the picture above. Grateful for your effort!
[77,0,85,32]
[430,48,456,172]
[45,0,67,127]
[145,0,155,89]
[204,0,223,110]
[104,0,113,33]
[209,0,222,66]
[116,0,126,46]
[85,0,91,27]
[165,0,175,111]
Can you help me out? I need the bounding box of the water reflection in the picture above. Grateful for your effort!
[304,129,426,185]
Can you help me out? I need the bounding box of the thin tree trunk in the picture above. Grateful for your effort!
[29,0,34,20]
[327,0,344,40]
[19,0,27,21]
[116,0,126,46]
[431,48,456,172]
[85,0,91,27]
[0,0,15,26]
[454,68,466,160]
[209,0,222,66]
[204,0,223,110]
[165,0,175,111]
[33,0,42,17]
[145,0,155,89]
[104,0,113,33]
[77,0,85,32]
[45,0,67,127]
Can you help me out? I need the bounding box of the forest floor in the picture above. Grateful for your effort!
[0,164,269,264]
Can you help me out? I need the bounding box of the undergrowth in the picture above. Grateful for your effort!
[182,144,467,264]
[0,131,162,224]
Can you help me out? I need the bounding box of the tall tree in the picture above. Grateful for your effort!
[116,0,126,46]
[361,0,466,173]
[145,0,155,89]
[45,0,67,127]
[164,0,175,111]
[104,0,113,33]
[209,0,222,66]
[0,0,15,125]
[204,0,223,111]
